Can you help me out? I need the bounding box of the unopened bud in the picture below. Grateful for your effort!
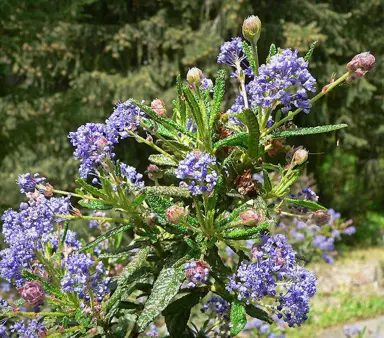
[144,212,158,227]
[151,99,167,117]
[293,147,308,165]
[239,209,264,225]
[242,15,262,43]
[147,164,163,180]
[347,52,375,72]
[21,281,45,306]
[44,183,54,197]
[165,205,188,224]
[312,210,331,226]
[187,67,203,86]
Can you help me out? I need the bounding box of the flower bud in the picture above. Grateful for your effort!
[239,209,264,226]
[293,147,308,166]
[144,212,158,227]
[165,205,188,224]
[347,52,375,72]
[147,164,163,180]
[242,15,262,43]
[44,183,54,197]
[187,67,203,86]
[312,210,331,226]
[151,99,167,117]
[21,281,45,306]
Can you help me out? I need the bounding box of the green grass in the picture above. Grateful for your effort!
[289,293,384,337]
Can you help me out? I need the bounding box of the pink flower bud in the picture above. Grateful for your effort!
[147,164,163,180]
[165,205,188,224]
[293,147,308,165]
[312,210,331,226]
[187,67,203,86]
[239,209,264,225]
[44,183,54,197]
[151,99,167,117]
[242,15,262,43]
[184,260,210,287]
[21,281,45,306]
[347,52,375,72]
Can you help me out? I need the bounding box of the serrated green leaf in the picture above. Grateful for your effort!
[230,300,247,336]
[75,308,91,327]
[267,43,277,63]
[242,41,256,74]
[270,124,348,138]
[143,119,176,139]
[263,170,272,192]
[304,40,318,61]
[182,85,204,135]
[144,186,191,198]
[78,199,113,210]
[79,224,133,253]
[245,304,272,323]
[76,178,107,199]
[137,253,188,331]
[148,154,178,167]
[104,246,152,313]
[210,70,227,131]
[284,198,327,210]
[214,132,247,151]
[244,109,259,159]
[222,222,269,240]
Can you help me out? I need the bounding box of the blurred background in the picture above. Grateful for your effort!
[0,0,383,242]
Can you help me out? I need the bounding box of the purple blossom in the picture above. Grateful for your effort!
[248,49,316,114]
[217,37,245,68]
[17,173,46,194]
[184,260,210,288]
[201,76,214,91]
[69,123,116,178]
[119,163,144,188]
[61,253,110,303]
[177,151,218,195]
[344,324,363,337]
[10,319,46,338]
[106,100,146,139]
[322,253,334,264]
[201,296,231,337]
[343,226,356,235]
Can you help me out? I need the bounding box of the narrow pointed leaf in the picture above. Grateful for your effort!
[244,109,259,159]
[144,186,190,198]
[242,41,256,74]
[214,132,247,151]
[148,154,178,167]
[267,43,277,62]
[222,222,269,240]
[270,124,347,138]
[78,199,113,210]
[284,198,327,210]
[162,292,206,316]
[245,304,272,323]
[76,178,107,199]
[182,85,204,134]
[79,224,133,253]
[176,74,187,125]
[210,70,227,130]
[230,300,247,336]
[304,40,318,61]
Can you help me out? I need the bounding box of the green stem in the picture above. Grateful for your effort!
[279,211,310,219]
[46,326,83,337]
[37,185,99,201]
[251,41,259,76]
[0,311,69,318]
[262,71,352,137]
[55,214,130,223]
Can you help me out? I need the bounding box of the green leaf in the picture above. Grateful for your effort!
[176,74,187,125]
[267,43,277,62]
[104,246,152,313]
[244,109,259,159]
[284,198,327,210]
[143,119,176,139]
[214,132,247,151]
[76,178,107,199]
[182,85,204,134]
[245,304,272,323]
[79,224,133,253]
[78,199,113,210]
[165,310,192,338]
[222,221,269,240]
[241,41,256,74]
[205,245,232,282]
[216,201,253,228]
[162,292,207,316]
[130,99,197,140]
[75,308,91,327]
[304,40,318,61]
[137,252,188,331]
[270,124,347,138]
[230,300,247,336]
[263,170,272,192]
[210,70,227,131]
[144,186,191,199]
[148,154,178,167]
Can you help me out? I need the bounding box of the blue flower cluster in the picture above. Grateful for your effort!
[120,162,144,188]
[226,234,316,327]
[106,100,146,139]
[0,194,70,286]
[61,253,110,303]
[201,296,231,337]
[69,123,116,178]
[248,49,316,114]
[217,37,245,68]
[17,173,46,194]
[177,151,218,195]
[7,319,46,338]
